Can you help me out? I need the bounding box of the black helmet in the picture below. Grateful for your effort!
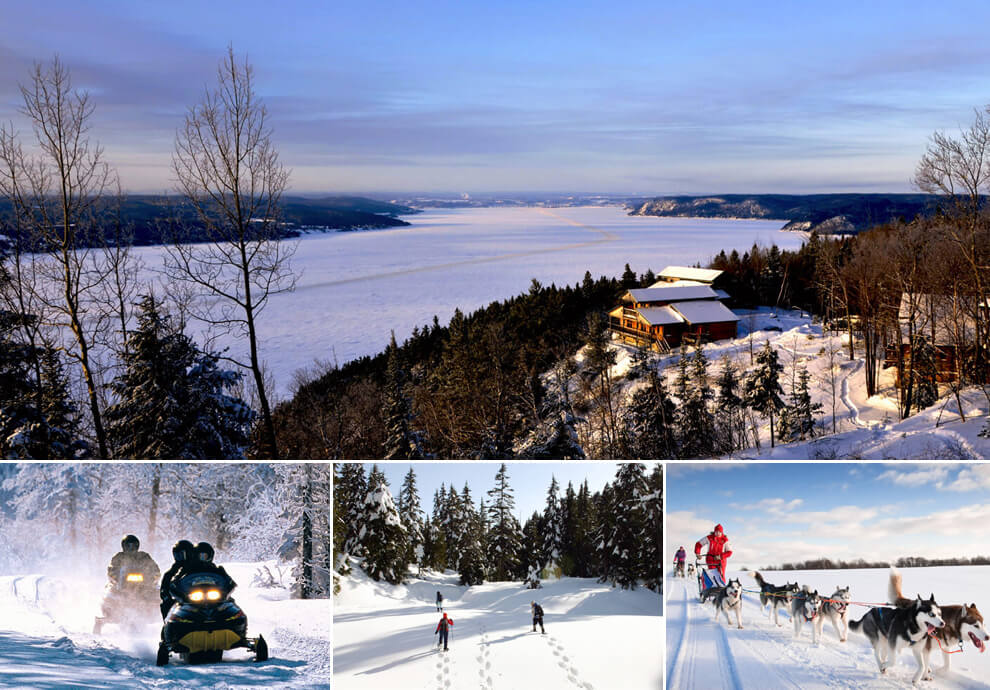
[172,539,195,562]
[121,534,139,552]
[195,541,215,563]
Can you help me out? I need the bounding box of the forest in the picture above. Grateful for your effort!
[332,462,662,593]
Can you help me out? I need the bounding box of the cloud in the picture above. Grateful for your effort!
[875,464,956,488]
[730,497,804,513]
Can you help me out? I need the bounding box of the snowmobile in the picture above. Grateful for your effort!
[156,571,268,665]
[93,565,160,634]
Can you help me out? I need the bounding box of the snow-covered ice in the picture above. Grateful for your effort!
[333,566,662,690]
[0,561,330,689]
[666,566,990,689]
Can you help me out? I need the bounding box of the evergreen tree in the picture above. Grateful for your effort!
[456,482,486,585]
[383,332,424,459]
[559,481,578,576]
[676,347,715,458]
[602,464,649,589]
[573,480,597,577]
[486,463,523,581]
[744,341,786,447]
[785,368,823,441]
[643,465,663,592]
[359,465,408,584]
[333,465,347,592]
[621,263,638,288]
[640,268,656,286]
[336,463,368,556]
[105,295,254,459]
[714,356,745,454]
[541,476,562,577]
[910,335,939,411]
[520,511,544,579]
[593,483,618,583]
[397,466,424,572]
[625,364,677,459]
[432,486,449,570]
[514,358,584,458]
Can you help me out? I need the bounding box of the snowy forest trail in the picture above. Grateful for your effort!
[0,564,330,689]
[666,570,990,689]
[334,569,661,690]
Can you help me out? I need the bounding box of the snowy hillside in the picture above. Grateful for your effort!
[0,561,330,689]
[334,566,662,690]
[666,566,990,689]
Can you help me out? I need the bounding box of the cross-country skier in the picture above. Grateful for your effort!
[695,524,732,591]
[531,601,545,633]
[435,612,454,651]
[674,546,687,577]
[436,591,443,611]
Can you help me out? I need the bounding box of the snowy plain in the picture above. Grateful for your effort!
[125,206,801,396]
[333,566,663,690]
[666,566,990,689]
[0,561,330,689]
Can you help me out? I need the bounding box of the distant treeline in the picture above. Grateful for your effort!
[773,556,990,570]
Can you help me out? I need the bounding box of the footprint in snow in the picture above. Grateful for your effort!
[437,674,443,681]
[583,683,595,690]
[552,649,560,656]
[558,661,566,669]
[563,656,569,662]
[485,661,490,670]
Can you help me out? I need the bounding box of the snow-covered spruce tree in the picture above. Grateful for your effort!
[397,466,424,572]
[429,488,449,570]
[520,510,544,580]
[105,295,255,459]
[624,364,677,459]
[559,481,578,576]
[714,356,745,454]
[513,358,585,458]
[336,463,368,557]
[593,482,618,584]
[273,463,333,597]
[784,368,823,441]
[744,341,786,448]
[642,465,663,592]
[541,475,563,578]
[333,465,348,590]
[442,485,463,571]
[456,483,486,585]
[676,347,716,458]
[602,464,650,589]
[383,333,425,459]
[358,465,409,584]
[910,335,939,412]
[573,480,597,578]
[486,463,523,581]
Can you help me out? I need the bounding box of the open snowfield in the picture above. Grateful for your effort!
[333,567,663,690]
[0,561,330,689]
[124,206,800,396]
[666,566,990,689]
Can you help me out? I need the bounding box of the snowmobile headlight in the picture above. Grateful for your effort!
[189,590,205,602]
[125,573,144,583]
[206,589,221,601]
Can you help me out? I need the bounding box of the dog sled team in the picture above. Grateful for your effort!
[691,523,989,684]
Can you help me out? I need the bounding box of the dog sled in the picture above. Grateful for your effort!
[695,555,726,601]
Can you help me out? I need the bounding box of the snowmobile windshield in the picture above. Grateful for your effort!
[172,572,232,606]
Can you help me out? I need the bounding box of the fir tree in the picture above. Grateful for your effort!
[383,332,424,459]
[514,357,584,458]
[593,483,618,584]
[785,368,823,441]
[911,335,939,411]
[541,476,562,577]
[520,511,544,579]
[624,364,677,459]
[602,464,649,589]
[643,465,663,592]
[714,356,745,454]
[621,263,638,288]
[105,295,254,459]
[676,347,715,458]
[336,463,368,556]
[397,467,424,572]
[744,341,786,447]
[486,463,523,581]
[359,465,409,584]
[573,480,597,578]
[456,482,486,585]
[559,481,578,576]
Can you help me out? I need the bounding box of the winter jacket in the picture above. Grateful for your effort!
[532,604,544,618]
[108,551,160,587]
[695,526,732,577]
[435,616,454,633]
[674,548,686,564]
[161,562,236,603]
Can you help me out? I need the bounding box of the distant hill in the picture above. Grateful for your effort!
[629,194,938,234]
[0,195,415,247]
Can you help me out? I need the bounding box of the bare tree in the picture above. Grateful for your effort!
[165,47,295,458]
[0,57,119,458]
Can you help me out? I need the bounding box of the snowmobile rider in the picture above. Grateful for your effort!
[159,539,195,618]
[695,524,732,590]
[531,601,545,634]
[160,541,237,618]
[107,534,160,588]
[435,612,454,651]
[436,591,443,611]
[674,546,687,576]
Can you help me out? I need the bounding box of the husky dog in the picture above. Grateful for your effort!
[751,572,800,627]
[686,563,695,577]
[790,586,823,643]
[815,586,852,643]
[711,578,743,629]
[889,568,988,676]
[849,572,944,684]
[700,584,724,605]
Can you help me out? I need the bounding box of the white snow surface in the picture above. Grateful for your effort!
[333,566,662,690]
[125,206,798,396]
[0,561,329,689]
[667,566,990,689]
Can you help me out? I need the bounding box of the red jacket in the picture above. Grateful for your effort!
[435,616,454,633]
[695,525,732,577]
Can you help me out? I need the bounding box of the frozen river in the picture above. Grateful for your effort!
[134,205,804,397]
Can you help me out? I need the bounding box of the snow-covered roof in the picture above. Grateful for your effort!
[625,285,718,304]
[898,293,977,345]
[658,266,723,283]
[671,300,740,324]
[637,306,685,326]
[714,289,731,300]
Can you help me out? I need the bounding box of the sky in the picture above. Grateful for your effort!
[361,461,659,520]
[2,2,990,194]
[667,463,990,571]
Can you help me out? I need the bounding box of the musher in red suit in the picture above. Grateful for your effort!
[695,523,732,589]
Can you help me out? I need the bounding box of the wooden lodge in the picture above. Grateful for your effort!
[608,269,739,351]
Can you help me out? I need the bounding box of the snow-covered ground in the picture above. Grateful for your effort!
[666,566,990,689]
[0,561,330,689]
[124,206,800,396]
[592,307,990,459]
[333,567,663,690]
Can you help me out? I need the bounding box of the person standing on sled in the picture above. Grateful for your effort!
[674,546,687,577]
[436,591,443,611]
[531,601,545,633]
[695,524,732,591]
[435,612,453,650]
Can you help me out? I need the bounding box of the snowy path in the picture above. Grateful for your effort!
[334,570,661,690]
[0,565,329,689]
[665,571,990,689]
[839,360,870,429]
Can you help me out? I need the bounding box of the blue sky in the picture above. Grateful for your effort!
[360,462,658,520]
[667,463,990,570]
[2,2,989,194]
